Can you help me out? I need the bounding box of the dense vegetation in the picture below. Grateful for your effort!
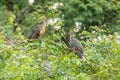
[0,0,120,80]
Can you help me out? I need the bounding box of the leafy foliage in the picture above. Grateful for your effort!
[0,24,120,79]
[0,0,120,80]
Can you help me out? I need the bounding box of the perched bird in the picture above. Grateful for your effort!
[69,29,84,59]
[28,17,47,40]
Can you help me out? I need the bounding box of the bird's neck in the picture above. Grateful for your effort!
[43,17,47,23]
[70,34,74,40]
[43,20,47,28]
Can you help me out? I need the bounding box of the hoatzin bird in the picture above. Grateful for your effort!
[28,17,47,40]
[69,29,84,59]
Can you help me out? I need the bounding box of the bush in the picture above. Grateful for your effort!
[0,26,120,80]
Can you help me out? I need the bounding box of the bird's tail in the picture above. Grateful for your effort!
[28,32,34,39]
[78,52,84,59]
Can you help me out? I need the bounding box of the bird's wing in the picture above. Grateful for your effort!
[35,22,44,34]
[28,30,36,39]
[72,38,83,52]
[28,21,45,39]
[73,39,84,58]
[28,23,42,39]
[34,22,43,30]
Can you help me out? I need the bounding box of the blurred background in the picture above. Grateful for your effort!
[0,0,120,80]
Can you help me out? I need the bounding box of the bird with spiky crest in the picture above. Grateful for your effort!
[28,16,47,40]
[69,29,84,59]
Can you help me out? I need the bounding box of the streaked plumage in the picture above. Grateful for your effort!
[28,20,47,39]
[69,29,84,59]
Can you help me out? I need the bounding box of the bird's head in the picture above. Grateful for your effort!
[69,29,73,34]
[69,29,75,38]
[42,15,47,21]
